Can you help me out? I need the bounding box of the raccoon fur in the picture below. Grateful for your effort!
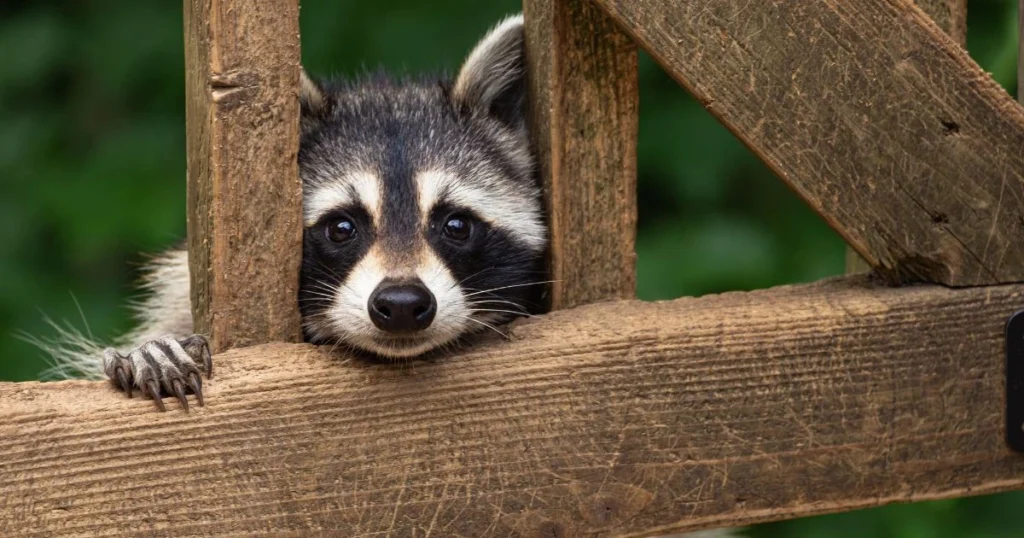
[42,14,546,409]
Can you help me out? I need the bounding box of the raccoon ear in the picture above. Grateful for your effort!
[300,69,330,116]
[452,14,527,127]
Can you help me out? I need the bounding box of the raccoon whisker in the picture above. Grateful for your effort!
[304,284,340,296]
[326,336,348,357]
[303,296,336,306]
[470,293,544,312]
[308,277,359,298]
[454,267,552,293]
[469,297,528,309]
[305,286,339,299]
[302,290,337,299]
[309,262,359,295]
[470,302,530,317]
[453,315,510,340]
[307,277,340,290]
[470,308,535,319]
[301,286,337,299]
[462,280,560,299]
[308,283,345,297]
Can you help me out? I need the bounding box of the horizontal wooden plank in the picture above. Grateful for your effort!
[592,0,1024,286]
[184,0,304,351]
[2,277,1022,536]
[524,0,639,309]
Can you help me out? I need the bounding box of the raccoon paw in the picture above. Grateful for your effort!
[103,335,213,413]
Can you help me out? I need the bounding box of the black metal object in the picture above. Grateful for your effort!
[1007,310,1024,453]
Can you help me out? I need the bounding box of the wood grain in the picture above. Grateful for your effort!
[593,0,1024,286]
[916,0,967,45]
[184,0,303,351]
[847,0,967,274]
[3,276,1023,537]
[524,0,639,310]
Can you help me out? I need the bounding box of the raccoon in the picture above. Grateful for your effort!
[45,14,547,412]
[40,15,744,538]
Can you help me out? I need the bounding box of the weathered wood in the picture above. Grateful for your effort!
[523,0,639,310]
[846,248,873,274]
[916,0,967,45]
[593,0,1024,286]
[3,276,1023,537]
[847,0,967,274]
[184,0,303,351]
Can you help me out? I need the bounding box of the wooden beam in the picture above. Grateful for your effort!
[916,0,967,45]
[2,277,1022,536]
[184,0,303,351]
[592,0,1024,286]
[523,0,639,310]
[848,0,968,274]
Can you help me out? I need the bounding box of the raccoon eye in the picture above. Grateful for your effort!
[443,215,473,241]
[325,218,357,243]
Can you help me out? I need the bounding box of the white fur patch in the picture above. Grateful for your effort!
[304,171,383,226]
[322,246,473,358]
[417,169,545,251]
[322,248,385,344]
[417,248,471,342]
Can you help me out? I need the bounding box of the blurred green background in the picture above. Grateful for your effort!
[0,0,1021,535]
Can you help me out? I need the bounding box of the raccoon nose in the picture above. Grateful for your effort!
[368,281,437,333]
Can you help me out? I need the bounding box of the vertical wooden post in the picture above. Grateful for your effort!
[184,0,304,352]
[523,0,639,310]
[846,0,967,274]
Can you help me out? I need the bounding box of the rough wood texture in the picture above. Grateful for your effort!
[3,276,1023,537]
[846,248,873,274]
[593,0,1024,286]
[185,0,303,351]
[847,0,967,274]
[524,0,639,310]
[916,0,967,44]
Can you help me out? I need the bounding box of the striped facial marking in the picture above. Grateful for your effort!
[416,169,545,251]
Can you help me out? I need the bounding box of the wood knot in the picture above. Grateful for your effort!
[209,71,261,108]
[939,119,960,136]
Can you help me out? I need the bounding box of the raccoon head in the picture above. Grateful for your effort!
[297,15,547,359]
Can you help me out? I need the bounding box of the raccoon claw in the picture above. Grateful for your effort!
[114,366,132,398]
[187,372,205,407]
[171,379,189,412]
[102,335,213,413]
[146,380,166,412]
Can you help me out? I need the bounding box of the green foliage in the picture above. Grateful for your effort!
[0,0,1019,535]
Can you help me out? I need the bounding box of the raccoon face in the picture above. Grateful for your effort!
[297,15,547,358]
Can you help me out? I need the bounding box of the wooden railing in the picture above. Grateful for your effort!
[2,0,1023,536]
